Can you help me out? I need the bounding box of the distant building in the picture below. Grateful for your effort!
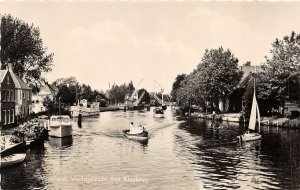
[32,83,58,113]
[7,64,32,121]
[0,69,16,128]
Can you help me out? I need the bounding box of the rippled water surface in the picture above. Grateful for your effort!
[1,108,300,190]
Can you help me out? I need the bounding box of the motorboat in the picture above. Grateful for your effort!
[123,130,148,141]
[123,125,149,141]
[49,115,72,138]
[70,99,100,117]
[1,153,26,168]
[153,108,164,118]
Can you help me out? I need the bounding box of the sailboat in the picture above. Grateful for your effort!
[238,77,262,142]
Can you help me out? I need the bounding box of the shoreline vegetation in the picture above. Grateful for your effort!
[174,108,300,129]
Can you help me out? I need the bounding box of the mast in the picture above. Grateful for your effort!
[59,97,61,117]
[254,66,261,133]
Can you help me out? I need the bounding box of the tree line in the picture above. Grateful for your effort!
[171,32,300,117]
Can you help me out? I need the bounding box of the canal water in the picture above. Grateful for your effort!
[1,108,300,190]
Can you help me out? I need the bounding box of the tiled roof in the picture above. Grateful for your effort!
[9,71,31,90]
[38,84,58,94]
[0,70,8,83]
[238,66,260,88]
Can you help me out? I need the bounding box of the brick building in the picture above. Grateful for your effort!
[0,69,16,128]
[7,64,32,121]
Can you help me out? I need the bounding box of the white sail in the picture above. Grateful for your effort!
[248,91,257,131]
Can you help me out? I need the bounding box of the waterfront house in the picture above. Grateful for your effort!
[0,69,16,128]
[7,64,32,122]
[224,66,300,116]
[219,65,262,113]
[32,83,58,113]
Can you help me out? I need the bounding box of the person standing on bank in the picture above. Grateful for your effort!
[78,110,82,128]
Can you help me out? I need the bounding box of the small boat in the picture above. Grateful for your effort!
[49,115,72,138]
[153,108,164,118]
[238,76,261,142]
[1,153,26,168]
[123,127,149,141]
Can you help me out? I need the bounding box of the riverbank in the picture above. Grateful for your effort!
[1,118,49,157]
[100,106,121,112]
[183,112,300,128]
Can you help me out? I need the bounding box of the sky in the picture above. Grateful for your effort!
[1,1,300,94]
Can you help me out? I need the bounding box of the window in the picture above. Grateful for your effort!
[8,110,10,124]
[4,110,6,125]
[22,92,25,100]
[7,77,10,84]
[11,90,14,102]
[12,109,14,123]
[8,90,10,102]
[2,90,6,102]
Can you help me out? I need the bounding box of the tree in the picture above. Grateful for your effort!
[56,85,76,106]
[1,14,54,84]
[108,82,135,104]
[176,72,204,107]
[43,95,58,115]
[244,61,251,66]
[170,74,186,102]
[196,47,243,111]
[258,31,300,116]
[53,77,78,87]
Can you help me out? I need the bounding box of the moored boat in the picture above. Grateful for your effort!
[70,99,100,117]
[1,153,26,168]
[49,115,72,138]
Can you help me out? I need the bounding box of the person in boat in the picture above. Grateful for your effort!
[128,122,143,134]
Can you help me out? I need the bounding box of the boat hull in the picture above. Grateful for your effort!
[1,153,26,168]
[153,114,164,118]
[239,133,261,142]
[49,125,72,138]
[123,130,149,140]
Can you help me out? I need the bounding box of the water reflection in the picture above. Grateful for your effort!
[1,109,300,190]
[48,136,73,148]
[174,118,300,189]
[1,146,47,190]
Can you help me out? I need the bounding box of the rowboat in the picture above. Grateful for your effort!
[1,153,26,168]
